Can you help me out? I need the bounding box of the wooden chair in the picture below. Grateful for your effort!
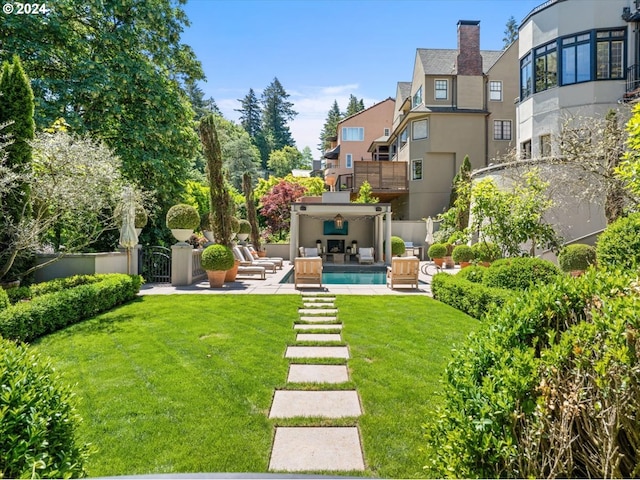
[386,256,420,289]
[294,257,323,288]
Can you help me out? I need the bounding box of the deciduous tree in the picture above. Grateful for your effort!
[267,145,303,177]
[260,179,306,240]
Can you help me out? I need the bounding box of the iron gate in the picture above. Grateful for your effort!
[138,246,172,283]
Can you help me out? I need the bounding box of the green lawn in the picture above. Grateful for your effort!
[31,294,477,478]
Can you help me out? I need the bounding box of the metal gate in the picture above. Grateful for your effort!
[138,246,172,283]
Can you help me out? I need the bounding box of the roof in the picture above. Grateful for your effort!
[397,82,412,103]
[338,97,395,125]
[416,48,504,75]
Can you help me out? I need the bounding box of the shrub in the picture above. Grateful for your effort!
[471,241,501,263]
[229,216,240,234]
[452,244,474,263]
[390,236,406,256]
[428,243,447,259]
[0,337,89,478]
[6,274,105,304]
[0,274,143,342]
[483,257,561,291]
[200,211,212,231]
[238,219,252,234]
[596,212,640,270]
[431,272,514,319]
[134,206,148,228]
[0,288,9,310]
[166,204,200,230]
[201,244,235,271]
[557,243,596,272]
[456,265,487,283]
[424,268,640,478]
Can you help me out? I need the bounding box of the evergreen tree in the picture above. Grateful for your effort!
[319,100,342,152]
[503,16,518,48]
[301,146,313,169]
[261,77,297,152]
[186,83,220,120]
[236,88,262,138]
[345,94,365,117]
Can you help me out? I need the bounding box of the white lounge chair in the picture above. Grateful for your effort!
[386,256,420,289]
[294,257,323,288]
[246,245,283,269]
[233,246,276,273]
[357,247,375,264]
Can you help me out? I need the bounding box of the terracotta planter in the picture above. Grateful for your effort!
[256,250,267,258]
[206,270,226,288]
[480,261,491,268]
[433,258,444,268]
[460,261,471,269]
[224,260,240,282]
[443,256,455,269]
[569,270,584,277]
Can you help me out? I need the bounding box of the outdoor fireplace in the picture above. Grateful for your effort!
[327,239,345,253]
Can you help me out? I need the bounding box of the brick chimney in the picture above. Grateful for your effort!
[456,20,482,76]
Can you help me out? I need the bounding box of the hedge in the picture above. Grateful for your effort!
[0,288,9,311]
[596,212,640,270]
[482,257,561,291]
[431,272,514,319]
[0,274,143,342]
[6,274,105,304]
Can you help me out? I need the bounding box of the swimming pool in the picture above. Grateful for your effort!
[280,267,388,285]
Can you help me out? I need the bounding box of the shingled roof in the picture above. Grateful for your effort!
[397,82,412,103]
[417,48,504,75]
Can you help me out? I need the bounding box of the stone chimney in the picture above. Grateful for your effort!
[456,20,482,76]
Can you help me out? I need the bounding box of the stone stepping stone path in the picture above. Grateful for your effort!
[268,293,365,473]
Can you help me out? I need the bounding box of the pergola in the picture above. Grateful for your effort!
[289,202,393,264]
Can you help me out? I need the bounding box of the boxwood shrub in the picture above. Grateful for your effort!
[456,265,487,283]
[0,288,9,311]
[596,212,640,270]
[557,243,596,272]
[0,274,143,342]
[6,274,105,304]
[0,337,89,478]
[483,257,561,291]
[431,272,514,319]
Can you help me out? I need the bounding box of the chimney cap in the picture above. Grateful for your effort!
[457,20,480,26]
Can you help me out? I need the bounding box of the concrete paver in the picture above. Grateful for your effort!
[269,427,364,471]
[294,324,342,331]
[287,364,349,384]
[269,390,361,418]
[298,316,338,323]
[296,333,342,342]
[285,346,349,359]
[299,308,338,315]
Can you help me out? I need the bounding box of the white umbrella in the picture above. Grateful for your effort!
[424,216,434,244]
[119,187,139,274]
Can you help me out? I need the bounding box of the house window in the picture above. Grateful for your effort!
[399,127,408,148]
[521,140,532,159]
[412,119,428,140]
[411,159,423,180]
[342,127,364,141]
[535,41,557,93]
[435,79,448,100]
[561,33,591,84]
[345,153,353,169]
[596,30,625,80]
[412,87,422,107]
[493,120,512,141]
[540,134,552,157]
[489,81,502,101]
[520,52,533,99]
[384,128,390,136]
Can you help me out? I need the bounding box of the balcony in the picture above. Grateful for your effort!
[335,161,408,201]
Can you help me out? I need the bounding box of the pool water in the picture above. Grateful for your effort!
[281,269,388,285]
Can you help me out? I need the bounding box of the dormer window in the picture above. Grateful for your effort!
[412,87,422,107]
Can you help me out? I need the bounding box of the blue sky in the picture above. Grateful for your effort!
[181,0,543,153]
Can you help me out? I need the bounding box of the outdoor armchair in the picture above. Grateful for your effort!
[386,256,420,289]
[294,256,323,288]
[357,247,375,264]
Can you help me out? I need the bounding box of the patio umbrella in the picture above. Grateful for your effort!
[119,186,138,274]
[424,216,434,244]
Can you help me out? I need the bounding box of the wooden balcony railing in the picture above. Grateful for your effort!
[354,161,408,191]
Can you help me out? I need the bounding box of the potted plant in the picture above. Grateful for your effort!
[471,241,501,267]
[443,243,455,269]
[452,244,474,268]
[428,243,447,267]
[166,204,200,244]
[229,216,240,240]
[558,243,596,277]
[237,219,251,243]
[200,212,214,242]
[390,236,406,257]
[201,244,235,288]
[134,206,148,236]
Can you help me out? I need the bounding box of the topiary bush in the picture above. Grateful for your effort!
[424,268,640,478]
[456,265,487,283]
[471,241,501,263]
[201,244,235,271]
[134,206,148,228]
[483,257,561,291]
[557,243,596,272]
[229,216,240,234]
[238,219,251,235]
[427,243,447,259]
[200,211,212,231]
[166,204,200,230]
[596,212,640,271]
[452,244,474,263]
[390,236,406,256]
[0,337,89,478]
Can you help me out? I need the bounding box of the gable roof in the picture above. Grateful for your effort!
[337,97,395,125]
[417,48,504,75]
[397,82,412,103]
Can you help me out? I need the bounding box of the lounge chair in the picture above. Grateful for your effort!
[386,256,420,289]
[294,257,323,288]
[357,247,375,264]
[236,265,266,279]
[233,246,277,273]
[246,245,284,269]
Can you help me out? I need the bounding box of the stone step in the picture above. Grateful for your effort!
[296,333,342,342]
[287,364,349,384]
[301,303,335,309]
[298,308,338,315]
[269,390,361,418]
[302,297,336,303]
[298,316,338,323]
[269,427,364,472]
[285,346,349,359]
[294,324,342,331]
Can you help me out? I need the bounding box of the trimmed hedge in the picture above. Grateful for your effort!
[0,274,142,342]
[558,243,596,272]
[6,274,106,304]
[596,212,640,270]
[431,272,514,319]
[456,265,487,283]
[482,257,561,291]
[0,337,89,478]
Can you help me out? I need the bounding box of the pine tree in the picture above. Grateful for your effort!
[261,77,297,152]
[236,88,262,138]
[319,100,342,152]
[503,16,518,48]
[345,94,365,117]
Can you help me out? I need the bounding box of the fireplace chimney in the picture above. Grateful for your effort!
[457,20,482,76]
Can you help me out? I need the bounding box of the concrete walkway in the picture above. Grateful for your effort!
[268,293,365,473]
